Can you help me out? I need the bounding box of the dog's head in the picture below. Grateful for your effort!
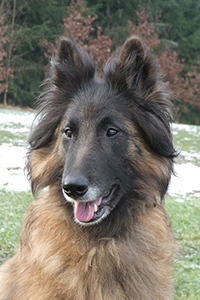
[27,37,176,227]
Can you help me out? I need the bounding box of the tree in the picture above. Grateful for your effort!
[63,0,95,45]
[41,0,112,74]
[151,0,200,63]
[0,15,8,95]
[0,0,67,107]
[86,27,112,72]
[86,0,139,42]
[2,0,16,106]
[1,0,199,123]
[0,12,13,106]
[127,7,200,121]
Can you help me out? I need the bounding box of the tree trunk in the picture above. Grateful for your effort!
[3,0,16,107]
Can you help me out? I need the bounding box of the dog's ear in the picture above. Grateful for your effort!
[52,37,95,89]
[56,38,88,69]
[105,36,176,162]
[104,36,157,95]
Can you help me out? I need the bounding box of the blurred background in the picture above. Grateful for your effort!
[0,0,200,124]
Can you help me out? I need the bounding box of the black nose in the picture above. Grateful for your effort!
[62,176,89,198]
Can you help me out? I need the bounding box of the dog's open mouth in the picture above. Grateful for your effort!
[73,185,118,224]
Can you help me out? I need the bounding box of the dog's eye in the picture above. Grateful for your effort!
[64,128,73,139]
[107,128,118,137]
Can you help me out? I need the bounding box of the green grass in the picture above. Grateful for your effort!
[0,130,29,146]
[0,189,33,264]
[165,195,200,299]
[173,124,200,164]
[0,108,33,146]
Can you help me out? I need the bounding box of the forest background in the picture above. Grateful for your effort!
[0,0,200,125]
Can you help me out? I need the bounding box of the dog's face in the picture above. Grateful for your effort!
[28,37,176,227]
[61,85,135,225]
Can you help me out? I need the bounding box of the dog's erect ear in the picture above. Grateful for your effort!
[104,36,157,94]
[52,37,95,89]
[105,36,176,162]
[57,38,85,68]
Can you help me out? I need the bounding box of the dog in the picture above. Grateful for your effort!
[0,36,177,299]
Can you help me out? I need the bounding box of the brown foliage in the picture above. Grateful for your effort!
[63,0,112,73]
[63,0,95,44]
[0,13,14,106]
[127,10,159,52]
[178,59,200,108]
[86,27,112,71]
[128,8,200,109]
[41,2,200,109]
[41,0,112,73]
[0,15,10,94]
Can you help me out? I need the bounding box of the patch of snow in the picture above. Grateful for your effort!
[168,163,200,196]
[172,123,200,136]
[1,125,30,133]
[0,144,30,191]
[0,109,34,191]
[180,151,200,160]
[0,109,35,127]
[0,144,26,169]
[175,198,184,203]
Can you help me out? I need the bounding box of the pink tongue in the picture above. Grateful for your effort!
[74,198,102,222]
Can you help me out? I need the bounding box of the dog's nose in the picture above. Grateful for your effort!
[62,176,89,198]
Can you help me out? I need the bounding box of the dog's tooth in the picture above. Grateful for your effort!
[94,204,98,213]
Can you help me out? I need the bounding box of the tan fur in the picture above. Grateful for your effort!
[125,119,171,204]
[0,185,176,300]
[28,123,64,191]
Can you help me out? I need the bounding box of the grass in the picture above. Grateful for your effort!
[0,130,28,146]
[172,124,200,166]
[0,189,33,264]
[165,195,200,299]
[0,108,33,146]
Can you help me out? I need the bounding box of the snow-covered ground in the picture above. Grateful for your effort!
[0,109,200,196]
[169,163,200,197]
[0,109,34,191]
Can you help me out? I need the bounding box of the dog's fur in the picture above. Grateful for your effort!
[0,36,177,300]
